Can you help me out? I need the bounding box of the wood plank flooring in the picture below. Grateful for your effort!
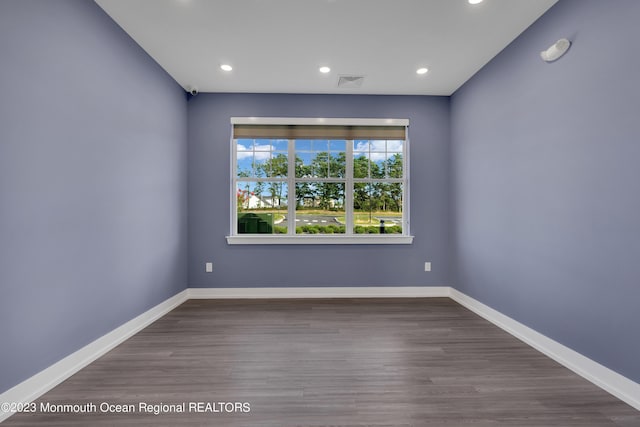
[4,298,639,426]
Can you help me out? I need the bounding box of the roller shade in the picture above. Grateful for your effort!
[233,124,406,140]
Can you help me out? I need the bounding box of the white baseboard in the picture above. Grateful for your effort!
[0,290,189,423]
[187,286,450,299]
[449,288,640,411]
[3,286,638,424]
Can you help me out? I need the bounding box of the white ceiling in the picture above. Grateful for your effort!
[95,0,558,96]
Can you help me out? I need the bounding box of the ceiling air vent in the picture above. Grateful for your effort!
[337,75,365,88]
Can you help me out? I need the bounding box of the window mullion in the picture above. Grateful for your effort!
[287,138,296,235]
[345,139,354,235]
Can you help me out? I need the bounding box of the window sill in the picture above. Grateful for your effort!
[226,235,414,245]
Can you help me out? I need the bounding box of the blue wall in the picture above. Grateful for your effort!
[188,94,451,288]
[0,0,188,393]
[451,0,640,383]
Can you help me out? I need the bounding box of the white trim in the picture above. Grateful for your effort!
[449,288,640,411]
[0,290,189,423]
[187,286,449,299]
[226,235,414,245]
[286,136,296,236]
[404,135,411,234]
[231,117,409,126]
[230,125,237,236]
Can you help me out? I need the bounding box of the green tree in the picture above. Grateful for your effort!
[316,182,344,210]
[353,155,369,179]
[268,153,288,178]
[295,182,316,208]
[387,153,403,179]
[259,154,288,207]
[388,183,402,212]
[254,181,265,204]
[309,152,345,208]
[353,183,370,212]
[329,152,346,178]
[386,154,403,212]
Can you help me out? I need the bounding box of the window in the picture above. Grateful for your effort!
[228,118,413,244]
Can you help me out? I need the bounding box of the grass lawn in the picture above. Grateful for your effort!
[335,211,402,225]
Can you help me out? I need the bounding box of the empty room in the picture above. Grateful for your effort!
[1,0,639,425]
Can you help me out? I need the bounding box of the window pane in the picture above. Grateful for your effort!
[372,156,385,179]
[295,139,312,150]
[295,182,345,234]
[253,153,269,177]
[237,139,253,151]
[379,182,403,234]
[353,140,370,151]
[254,139,272,151]
[296,152,314,178]
[387,153,403,178]
[271,139,288,151]
[329,140,346,151]
[352,182,402,234]
[353,152,369,178]
[265,153,288,178]
[353,139,404,179]
[236,140,288,178]
[296,140,346,179]
[328,151,346,178]
[313,140,329,151]
[236,153,253,178]
[237,182,288,234]
[312,153,329,178]
[369,140,386,152]
[387,140,403,152]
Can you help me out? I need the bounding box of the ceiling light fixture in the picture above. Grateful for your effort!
[220,64,233,71]
[416,67,429,75]
[468,0,483,4]
[319,66,331,73]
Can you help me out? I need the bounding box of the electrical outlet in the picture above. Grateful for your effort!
[205,262,213,273]
[424,262,431,272]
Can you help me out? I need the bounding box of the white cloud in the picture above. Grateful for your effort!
[237,143,272,160]
[353,140,403,161]
[354,141,369,152]
[387,140,403,152]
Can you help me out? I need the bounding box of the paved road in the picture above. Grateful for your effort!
[376,216,401,225]
[278,215,342,229]
[278,215,401,229]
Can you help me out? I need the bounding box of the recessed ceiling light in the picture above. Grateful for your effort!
[220,64,233,71]
[416,67,429,75]
[468,0,483,4]
[319,66,331,73]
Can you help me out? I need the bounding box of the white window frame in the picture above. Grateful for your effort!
[226,117,413,245]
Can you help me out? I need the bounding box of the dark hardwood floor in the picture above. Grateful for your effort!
[4,298,639,426]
